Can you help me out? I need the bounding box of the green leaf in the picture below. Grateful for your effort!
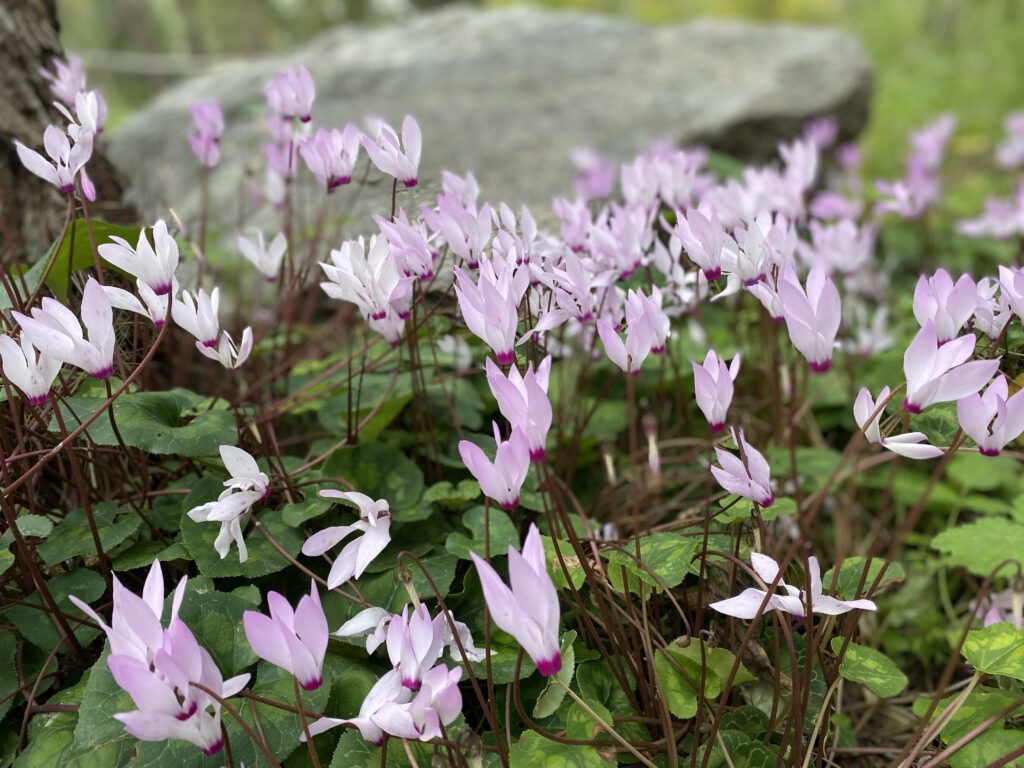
[821,557,906,600]
[533,631,577,718]
[0,629,17,721]
[913,686,1024,764]
[445,506,519,560]
[52,389,236,457]
[423,479,481,508]
[830,639,908,697]
[318,372,413,444]
[45,220,143,301]
[10,514,53,540]
[947,452,1019,491]
[948,730,1024,768]
[8,568,104,652]
[565,699,614,741]
[282,496,332,526]
[14,673,88,768]
[963,623,1024,681]
[329,730,377,768]
[322,442,424,514]
[509,731,606,768]
[356,550,458,613]
[37,502,141,567]
[606,532,699,595]
[542,536,586,590]
[654,639,753,720]
[717,496,796,524]
[932,518,1024,577]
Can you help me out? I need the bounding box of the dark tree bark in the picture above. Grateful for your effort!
[0,0,132,266]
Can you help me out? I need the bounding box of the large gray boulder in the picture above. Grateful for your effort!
[107,5,872,235]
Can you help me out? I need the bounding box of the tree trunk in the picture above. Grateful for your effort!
[0,0,132,267]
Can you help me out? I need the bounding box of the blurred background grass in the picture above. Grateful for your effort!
[59,0,1024,205]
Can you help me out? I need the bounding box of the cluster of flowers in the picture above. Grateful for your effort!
[12,56,1024,758]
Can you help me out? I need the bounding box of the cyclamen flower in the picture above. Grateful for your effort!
[103,279,173,327]
[420,194,493,269]
[238,230,287,280]
[362,115,422,188]
[14,278,114,380]
[70,559,186,665]
[902,321,1000,413]
[185,445,269,563]
[387,604,445,691]
[320,235,408,321]
[305,664,462,746]
[471,523,562,675]
[188,100,224,168]
[201,329,254,370]
[596,291,657,375]
[338,606,488,664]
[913,269,977,344]
[570,146,617,200]
[709,553,877,620]
[376,211,435,280]
[244,581,328,690]
[300,125,361,192]
[778,263,841,372]
[172,288,221,348]
[0,335,61,405]
[265,66,315,122]
[71,561,249,757]
[485,356,552,462]
[711,429,773,508]
[692,350,740,432]
[40,55,87,106]
[302,491,392,588]
[853,386,943,460]
[981,588,1024,630]
[666,208,735,281]
[15,124,95,199]
[454,254,526,365]
[957,375,1024,457]
[460,424,530,511]
[997,113,1024,169]
[98,219,180,296]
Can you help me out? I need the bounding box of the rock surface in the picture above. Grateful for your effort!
[107,5,872,234]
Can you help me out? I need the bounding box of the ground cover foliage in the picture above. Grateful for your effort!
[4,56,1024,768]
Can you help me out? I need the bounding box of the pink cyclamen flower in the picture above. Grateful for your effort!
[375,210,435,281]
[304,663,463,745]
[997,113,1024,169]
[902,320,1000,413]
[244,580,328,690]
[470,523,562,675]
[711,429,773,508]
[957,375,1024,457]
[185,445,269,563]
[108,613,249,756]
[15,124,95,199]
[188,100,224,168]
[98,219,180,295]
[459,424,530,511]
[485,356,552,461]
[362,115,422,188]
[692,350,740,432]
[0,334,61,405]
[981,588,1024,630]
[709,553,877,621]
[665,208,735,282]
[302,491,392,588]
[913,269,977,344]
[265,66,315,122]
[596,291,656,376]
[70,559,186,665]
[103,278,174,327]
[238,230,287,280]
[387,604,445,691]
[853,386,943,460]
[338,606,489,663]
[320,235,408,321]
[40,55,87,106]
[300,125,361,192]
[778,263,841,372]
[13,278,114,380]
[454,254,526,365]
[172,287,221,349]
